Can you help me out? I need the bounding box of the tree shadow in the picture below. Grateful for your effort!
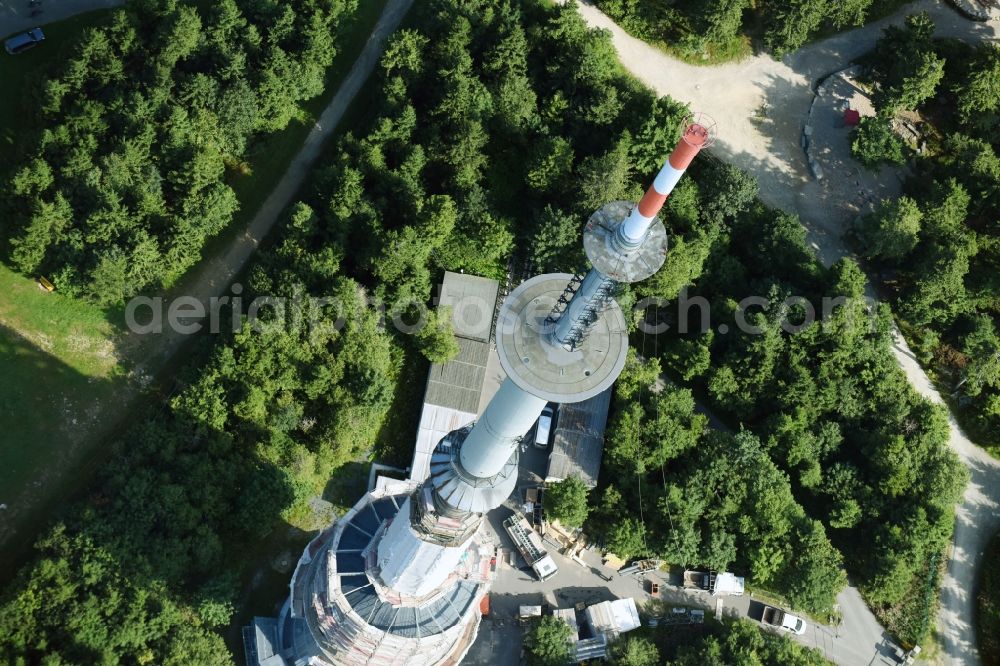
[322,460,370,508]
[372,341,428,466]
[0,323,121,577]
[747,599,768,622]
[0,385,303,663]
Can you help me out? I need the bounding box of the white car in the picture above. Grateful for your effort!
[762,605,807,635]
[784,613,807,635]
[533,405,554,448]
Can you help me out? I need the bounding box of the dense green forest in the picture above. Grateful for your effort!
[850,14,1000,456]
[581,109,966,646]
[526,615,830,666]
[1,0,355,305]
[0,0,699,661]
[0,0,967,661]
[592,0,913,60]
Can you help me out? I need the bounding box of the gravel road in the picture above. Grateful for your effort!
[565,2,1000,664]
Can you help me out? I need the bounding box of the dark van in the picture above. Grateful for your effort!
[4,28,45,55]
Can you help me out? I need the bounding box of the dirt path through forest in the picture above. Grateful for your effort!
[0,0,416,566]
[565,1,1000,664]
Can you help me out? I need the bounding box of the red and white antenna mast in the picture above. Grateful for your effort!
[282,114,716,666]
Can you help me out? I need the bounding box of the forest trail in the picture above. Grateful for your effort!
[0,0,416,565]
[135,0,416,371]
[565,1,1000,664]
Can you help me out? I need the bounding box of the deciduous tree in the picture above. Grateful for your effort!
[544,475,591,528]
[525,616,572,666]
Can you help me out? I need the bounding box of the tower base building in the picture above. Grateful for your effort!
[251,478,494,666]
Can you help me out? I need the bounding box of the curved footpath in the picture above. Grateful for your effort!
[3,1,997,664]
[564,1,999,664]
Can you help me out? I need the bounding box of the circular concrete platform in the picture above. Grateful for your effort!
[584,201,668,284]
[495,273,629,403]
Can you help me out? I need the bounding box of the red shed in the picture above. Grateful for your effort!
[844,109,861,126]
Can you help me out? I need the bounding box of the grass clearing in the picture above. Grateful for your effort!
[0,0,395,568]
[662,35,753,67]
[0,264,122,377]
[0,324,120,494]
[0,322,131,586]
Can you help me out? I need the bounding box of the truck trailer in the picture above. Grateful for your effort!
[504,515,558,581]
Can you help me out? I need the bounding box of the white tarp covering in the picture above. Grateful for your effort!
[586,598,641,636]
[376,497,468,597]
[713,572,745,596]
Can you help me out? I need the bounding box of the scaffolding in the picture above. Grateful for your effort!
[282,484,493,666]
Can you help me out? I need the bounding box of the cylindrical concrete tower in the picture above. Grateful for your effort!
[276,117,715,666]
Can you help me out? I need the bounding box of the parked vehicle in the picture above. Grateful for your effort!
[4,27,44,54]
[503,515,558,581]
[761,605,807,635]
[893,645,921,664]
[682,570,710,590]
[533,404,555,448]
[680,569,745,595]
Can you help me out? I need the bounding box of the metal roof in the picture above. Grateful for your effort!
[424,336,490,414]
[438,271,499,343]
[545,387,613,488]
[574,635,608,662]
[411,272,501,482]
[243,617,280,666]
[412,404,477,482]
